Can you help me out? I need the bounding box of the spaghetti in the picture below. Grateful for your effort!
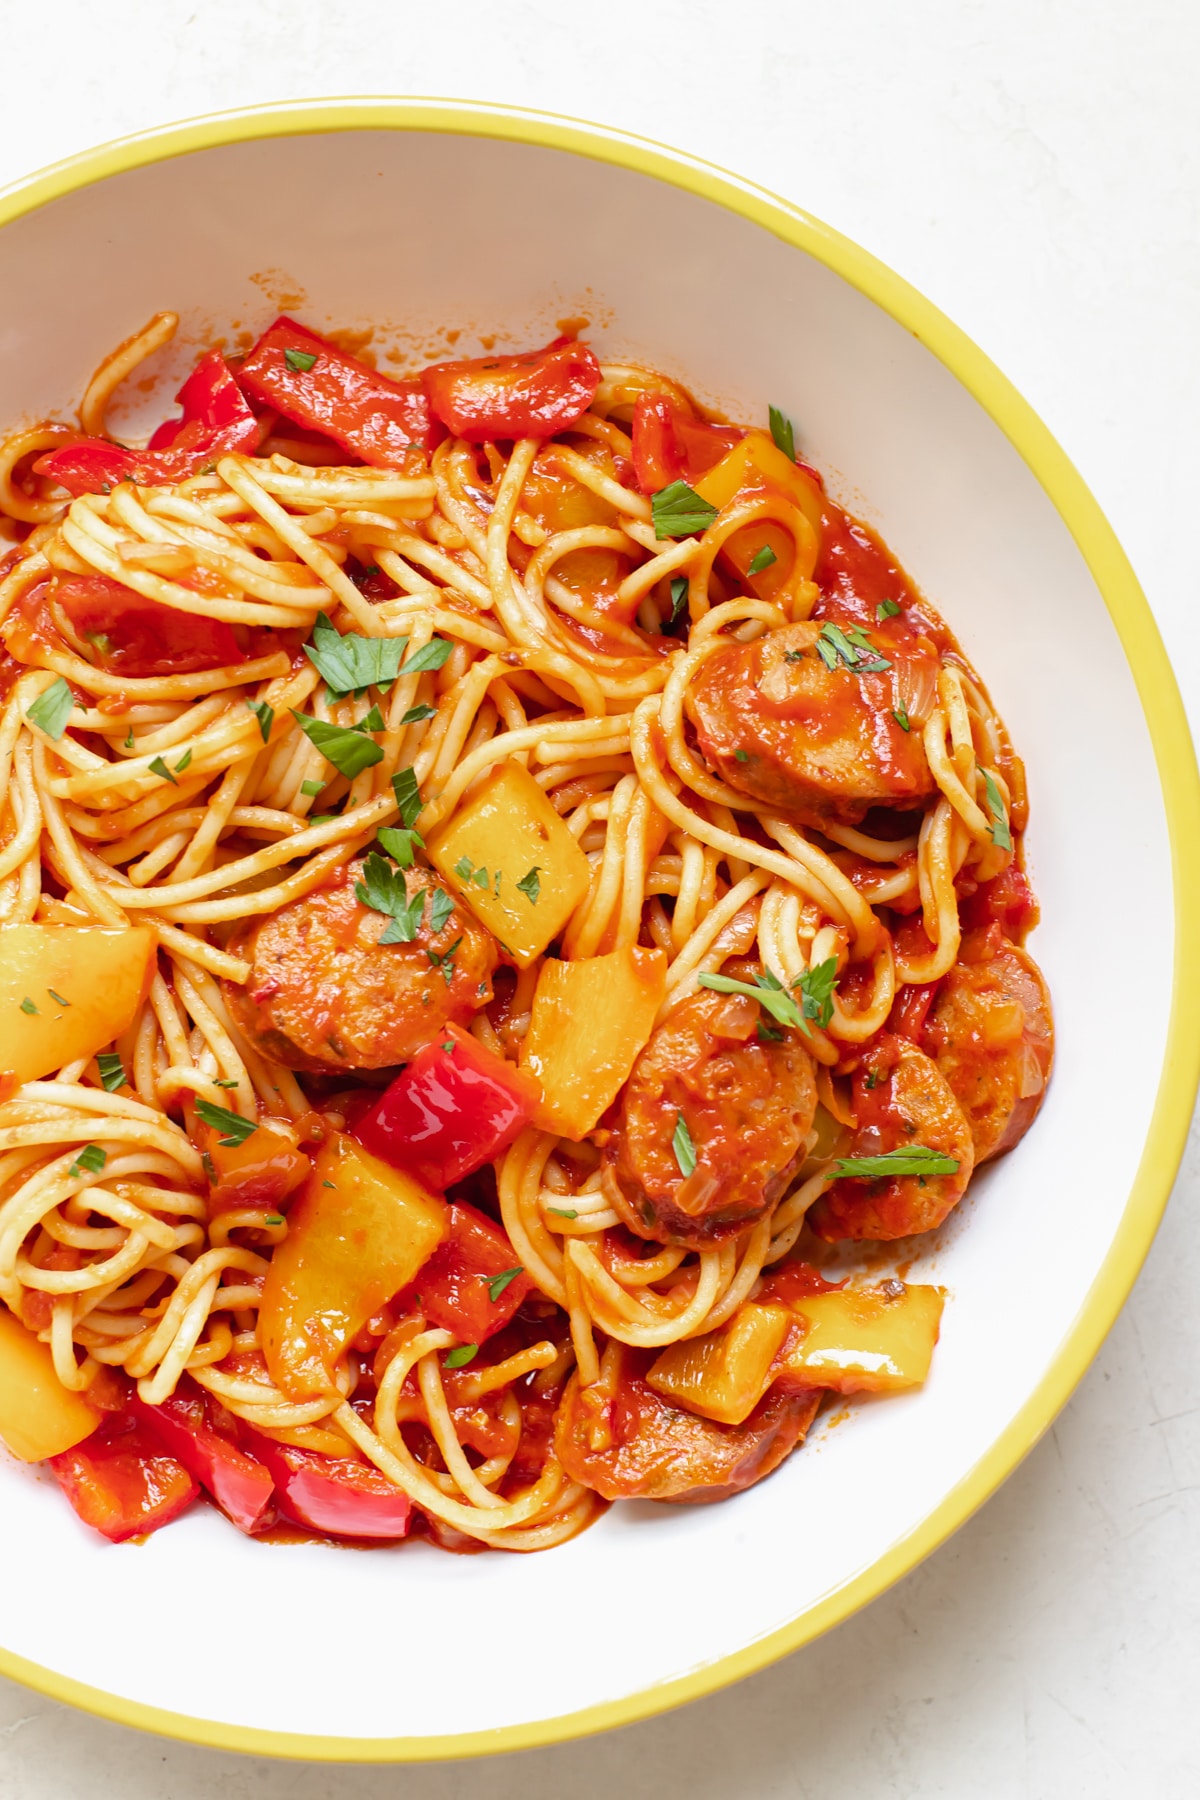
[0,313,1053,1549]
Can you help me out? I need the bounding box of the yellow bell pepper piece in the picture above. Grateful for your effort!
[260,1133,447,1401]
[0,925,155,1086]
[780,1284,946,1394]
[693,430,823,597]
[0,1304,102,1462]
[646,1301,793,1425]
[426,761,591,968]
[520,946,667,1140]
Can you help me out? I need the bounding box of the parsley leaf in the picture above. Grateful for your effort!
[247,698,274,743]
[426,935,462,983]
[698,969,804,1031]
[174,749,192,774]
[672,1111,697,1177]
[444,1344,478,1368]
[768,406,796,461]
[832,1145,961,1179]
[195,1099,258,1146]
[815,621,892,676]
[796,956,839,1030]
[68,1144,106,1179]
[486,1266,524,1303]
[356,852,427,943]
[391,766,423,828]
[148,756,178,785]
[515,866,541,906]
[96,1052,127,1092]
[263,1214,285,1226]
[304,613,408,697]
[548,1206,578,1220]
[300,778,324,797]
[876,598,901,620]
[428,889,456,935]
[669,575,689,626]
[893,706,910,732]
[747,544,777,576]
[981,769,1013,851]
[400,703,437,725]
[291,710,384,779]
[734,748,750,762]
[284,347,319,373]
[651,480,719,540]
[401,638,453,676]
[376,825,424,868]
[47,989,70,1007]
[26,677,74,740]
[19,997,38,1015]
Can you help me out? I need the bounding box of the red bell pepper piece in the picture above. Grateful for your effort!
[960,862,1039,941]
[396,1201,533,1343]
[49,573,243,676]
[352,1025,540,1193]
[129,1381,274,1535]
[35,351,260,498]
[247,1434,412,1539]
[239,317,438,463]
[756,1261,845,1305]
[886,982,941,1044]
[630,394,742,494]
[421,338,601,441]
[48,1413,199,1543]
[203,1118,310,1216]
[146,348,260,456]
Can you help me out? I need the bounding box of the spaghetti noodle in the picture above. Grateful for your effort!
[0,313,1053,1549]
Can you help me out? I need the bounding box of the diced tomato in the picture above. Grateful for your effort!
[886,982,940,1044]
[33,441,141,497]
[960,862,1040,941]
[48,1413,199,1543]
[630,394,743,494]
[421,338,601,441]
[129,1381,274,1535]
[239,317,438,463]
[247,1434,412,1539]
[756,1262,845,1305]
[394,1202,532,1343]
[352,1025,540,1193]
[204,1119,310,1216]
[48,573,243,676]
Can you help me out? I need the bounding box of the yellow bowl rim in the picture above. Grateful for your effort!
[0,96,1196,1764]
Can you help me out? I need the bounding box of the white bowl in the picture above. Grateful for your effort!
[1,99,1197,1761]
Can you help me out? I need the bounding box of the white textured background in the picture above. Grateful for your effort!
[0,3,1197,1795]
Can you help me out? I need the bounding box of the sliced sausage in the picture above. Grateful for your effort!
[809,1032,974,1240]
[224,861,497,1073]
[603,982,817,1248]
[685,617,940,828]
[554,1343,822,1503]
[923,927,1053,1163]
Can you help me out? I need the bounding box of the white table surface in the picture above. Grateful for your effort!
[1,3,1197,1794]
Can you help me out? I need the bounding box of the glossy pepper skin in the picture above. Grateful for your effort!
[393,1202,532,1344]
[238,317,438,462]
[630,393,741,493]
[48,1413,199,1543]
[34,350,260,495]
[44,573,244,676]
[246,1433,412,1539]
[128,1382,275,1535]
[421,338,601,441]
[352,1025,541,1193]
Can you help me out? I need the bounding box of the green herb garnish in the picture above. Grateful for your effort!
[391,766,423,828]
[796,956,839,1031]
[515,866,541,906]
[401,638,453,676]
[19,997,37,1015]
[426,936,462,984]
[876,598,901,620]
[148,756,177,785]
[246,698,274,743]
[893,706,910,732]
[300,778,324,797]
[651,480,719,540]
[747,545,777,576]
[981,769,1012,851]
[816,622,892,676]
[672,1111,697,1178]
[68,1144,106,1179]
[96,1053,127,1092]
[768,406,796,461]
[194,1099,259,1146]
[356,851,427,943]
[376,825,424,869]
[27,678,74,741]
[669,575,688,626]
[486,1266,524,1303]
[699,969,804,1032]
[283,347,318,373]
[400,703,437,725]
[47,990,70,1007]
[548,1206,579,1220]
[428,889,456,935]
[304,612,408,698]
[444,1345,478,1368]
[174,749,192,774]
[832,1146,961,1179]
[291,710,384,779]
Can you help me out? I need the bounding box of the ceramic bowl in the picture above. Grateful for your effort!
[0,100,1196,1761]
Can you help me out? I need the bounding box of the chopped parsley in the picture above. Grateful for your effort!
[651,480,719,540]
[672,1111,697,1178]
[376,825,424,869]
[283,347,319,373]
[246,698,274,743]
[444,1345,478,1368]
[68,1144,107,1179]
[515,866,541,906]
[797,956,839,1031]
[893,706,910,732]
[486,1266,524,1303]
[876,598,901,621]
[669,575,689,626]
[734,748,750,762]
[263,1214,285,1226]
[194,1099,258,1146]
[426,936,462,984]
[391,766,423,828]
[428,888,456,935]
[815,622,892,676]
[784,648,805,663]
[148,755,178,785]
[832,1146,961,1179]
[290,709,384,779]
[300,778,324,797]
[548,1206,579,1220]
[355,851,427,943]
[768,406,796,462]
[96,1052,127,1092]
[304,612,408,697]
[401,638,454,676]
[699,969,804,1032]
[19,997,37,1015]
[981,769,1013,852]
[26,678,74,741]
[47,989,70,1007]
[174,749,192,774]
[747,544,778,576]
[400,703,437,725]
